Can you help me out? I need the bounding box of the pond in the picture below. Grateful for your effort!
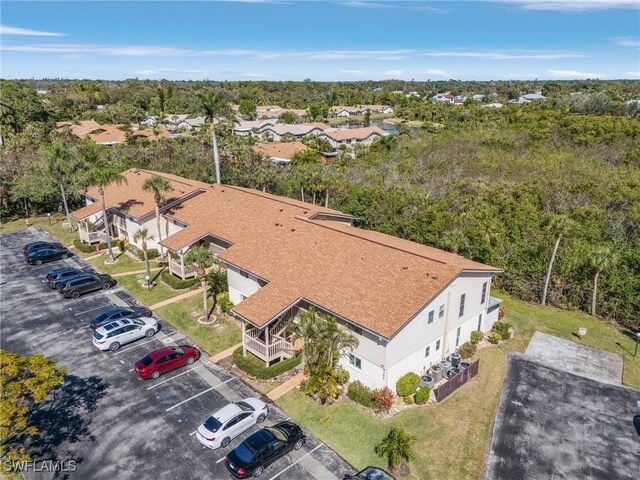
[338,121,421,135]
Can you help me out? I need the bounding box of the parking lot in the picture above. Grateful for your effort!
[1,228,353,480]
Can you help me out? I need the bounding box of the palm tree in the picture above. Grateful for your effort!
[588,247,616,316]
[88,163,127,262]
[142,175,173,257]
[43,142,74,230]
[289,150,322,202]
[199,91,232,185]
[207,268,228,311]
[132,228,155,288]
[185,245,215,320]
[542,215,573,306]
[374,427,417,472]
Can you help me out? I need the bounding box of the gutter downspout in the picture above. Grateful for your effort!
[442,290,452,359]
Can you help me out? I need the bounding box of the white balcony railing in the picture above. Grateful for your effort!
[168,258,198,280]
[78,228,104,244]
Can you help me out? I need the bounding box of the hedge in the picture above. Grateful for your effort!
[232,347,301,380]
[488,332,501,344]
[470,330,483,344]
[216,292,233,313]
[160,270,198,290]
[415,386,431,405]
[127,244,160,261]
[492,321,511,340]
[458,342,477,359]
[347,381,376,408]
[396,372,420,397]
[74,239,107,253]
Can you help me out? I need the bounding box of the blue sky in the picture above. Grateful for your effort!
[1,1,639,81]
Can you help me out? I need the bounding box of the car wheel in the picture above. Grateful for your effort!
[187,357,195,365]
[103,282,112,290]
[293,439,304,450]
[36,259,43,265]
[221,437,231,448]
[109,342,120,351]
[151,371,160,379]
[252,466,264,477]
[61,254,68,259]
[145,329,155,338]
[71,290,80,299]
[256,414,266,423]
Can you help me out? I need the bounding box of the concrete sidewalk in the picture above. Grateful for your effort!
[267,372,306,401]
[112,267,163,278]
[149,288,200,310]
[210,342,243,363]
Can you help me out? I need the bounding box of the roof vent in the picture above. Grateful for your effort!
[303,210,308,214]
[403,266,409,270]
[275,222,280,226]
[280,208,284,212]
[290,228,295,232]
[432,274,439,279]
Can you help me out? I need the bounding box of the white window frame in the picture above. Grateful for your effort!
[428,310,434,324]
[348,353,362,370]
[439,305,445,318]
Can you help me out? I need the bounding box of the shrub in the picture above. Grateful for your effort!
[117,239,126,253]
[458,341,477,359]
[73,239,107,253]
[216,292,233,313]
[396,372,420,397]
[373,386,394,413]
[347,381,375,408]
[127,244,142,258]
[334,367,350,385]
[146,248,160,260]
[488,332,501,344]
[414,386,431,405]
[403,395,414,405]
[470,330,483,344]
[232,347,301,380]
[498,304,507,320]
[492,321,511,340]
[160,270,198,290]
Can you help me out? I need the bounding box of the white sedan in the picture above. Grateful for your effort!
[92,317,158,351]
[196,398,269,449]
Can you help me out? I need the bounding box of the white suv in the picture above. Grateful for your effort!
[93,317,158,351]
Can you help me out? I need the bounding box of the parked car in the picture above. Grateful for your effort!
[344,467,397,480]
[196,398,269,450]
[45,267,95,289]
[135,345,200,379]
[92,317,158,351]
[90,306,152,329]
[25,247,72,265]
[23,241,63,255]
[57,273,116,298]
[224,421,306,478]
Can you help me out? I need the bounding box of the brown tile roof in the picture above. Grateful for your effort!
[253,142,309,161]
[55,120,172,144]
[55,119,102,137]
[71,168,210,220]
[161,184,499,338]
[322,127,388,141]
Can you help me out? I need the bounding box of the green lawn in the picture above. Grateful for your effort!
[155,297,241,356]
[115,272,185,306]
[0,215,84,253]
[88,253,162,275]
[276,294,640,480]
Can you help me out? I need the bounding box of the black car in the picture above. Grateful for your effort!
[45,267,95,289]
[344,467,397,480]
[23,241,62,255]
[25,247,72,265]
[225,421,306,478]
[90,306,153,329]
[58,274,116,299]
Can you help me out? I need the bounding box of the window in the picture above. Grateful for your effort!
[439,305,445,318]
[455,326,461,347]
[425,346,430,358]
[459,294,466,317]
[428,310,434,324]
[477,314,483,331]
[348,354,362,369]
[347,323,363,335]
[481,282,487,304]
[436,339,441,351]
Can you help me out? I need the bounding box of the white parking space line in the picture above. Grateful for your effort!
[189,431,197,436]
[146,362,211,390]
[74,305,113,316]
[268,443,324,480]
[166,378,234,412]
[112,336,171,356]
[215,456,226,464]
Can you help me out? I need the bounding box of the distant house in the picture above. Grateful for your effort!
[175,116,207,130]
[481,103,504,108]
[329,105,393,117]
[256,105,307,119]
[253,142,309,165]
[319,127,388,148]
[55,120,172,146]
[517,92,547,104]
[625,99,640,107]
[36,89,49,95]
[472,94,486,101]
[232,119,277,136]
[259,124,325,142]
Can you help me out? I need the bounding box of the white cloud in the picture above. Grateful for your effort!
[493,1,639,11]
[340,69,366,74]
[411,5,451,13]
[422,69,448,76]
[614,37,640,47]
[424,50,586,60]
[384,69,405,76]
[337,1,393,8]
[0,25,65,37]
[624,71,640,78]
[240,73,273,78]
[547,69,606,78]
[506,73,540,78]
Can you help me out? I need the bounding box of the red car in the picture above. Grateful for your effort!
[135,345,201,379]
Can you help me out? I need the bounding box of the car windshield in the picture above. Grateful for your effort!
[171,346,185,355]
[265,427,287,442]
[94,310,116,323]
[93,331,104,340]
[234,442,256,463]
[357,467,395,480]
[131,318,145,326]
[235,401,255,412]
[203,416,222,433]
[139,355,153,367]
